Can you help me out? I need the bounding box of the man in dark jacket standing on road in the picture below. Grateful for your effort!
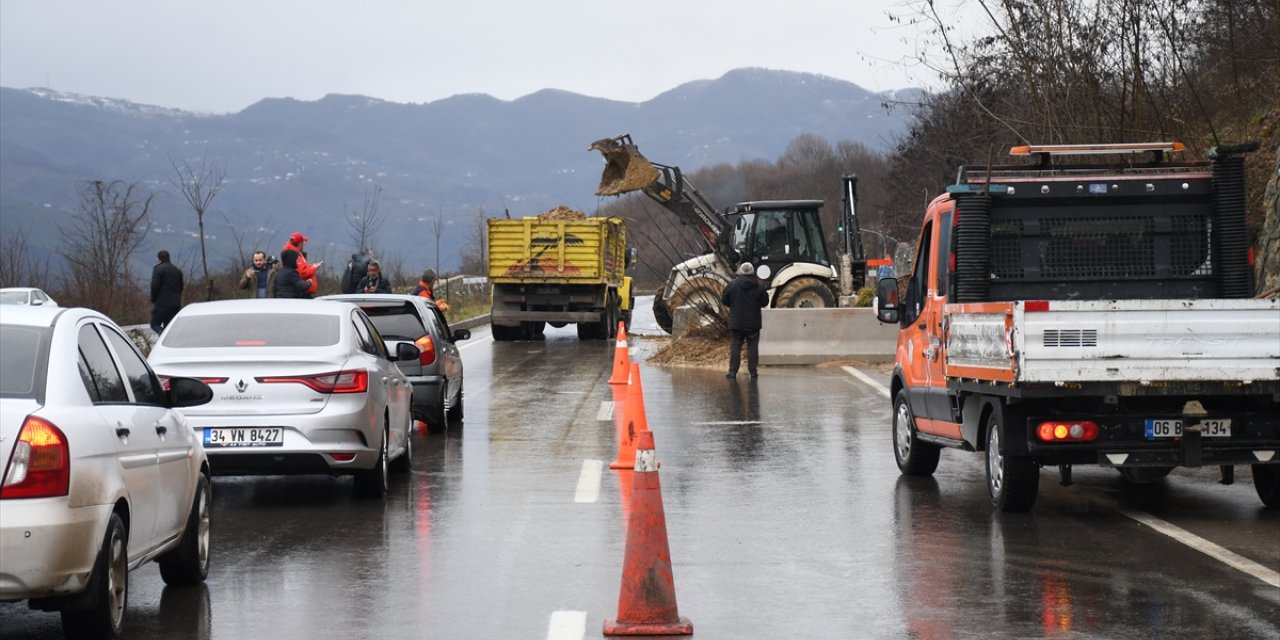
[150,249,184,334]
[720,262,769,378]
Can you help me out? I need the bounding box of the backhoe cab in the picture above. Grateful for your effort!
[590,134,843,333]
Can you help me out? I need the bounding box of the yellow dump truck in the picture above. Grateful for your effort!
[487,214,633,341]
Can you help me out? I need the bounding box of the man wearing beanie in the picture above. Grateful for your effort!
[720,261,769,378]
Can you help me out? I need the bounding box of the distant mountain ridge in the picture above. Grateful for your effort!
[0,68,921,271]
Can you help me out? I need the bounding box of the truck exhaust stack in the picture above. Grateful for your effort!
[590,135,660,196]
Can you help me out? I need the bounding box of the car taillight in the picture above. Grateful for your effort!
[1037,421,1099,443]
[1,416,70,499]
[158,375,226,391]
[415,335,437,366]
[257,370,369,394]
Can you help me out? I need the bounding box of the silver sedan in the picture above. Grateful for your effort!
[0,306,213,637]
[147,299,417,496]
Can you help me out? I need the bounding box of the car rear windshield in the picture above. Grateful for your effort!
[361,304,426,340]
[161,313,341,348]
[0,325,50,398]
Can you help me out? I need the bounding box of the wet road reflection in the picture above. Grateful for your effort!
[2,309,1276,639]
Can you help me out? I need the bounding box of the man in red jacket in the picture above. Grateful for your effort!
[282,232,322,296]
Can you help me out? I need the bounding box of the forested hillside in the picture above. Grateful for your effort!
[606,0,1279,293]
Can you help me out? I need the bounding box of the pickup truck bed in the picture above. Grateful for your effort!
[946,298,1280,385]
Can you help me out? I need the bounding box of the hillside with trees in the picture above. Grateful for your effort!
[603,0,1278,294]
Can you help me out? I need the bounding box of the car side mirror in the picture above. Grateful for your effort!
[452,328,471,342]
[875,277,900,324]
[168,377,213,408]
[395,343,421,362]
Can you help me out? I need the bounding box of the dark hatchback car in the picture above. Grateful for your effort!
[321,294,468,432]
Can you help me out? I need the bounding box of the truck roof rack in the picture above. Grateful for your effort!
[955,141,1211,186]
[1009,142,1185,157]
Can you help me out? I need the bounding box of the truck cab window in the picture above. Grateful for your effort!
[903,221,934,325]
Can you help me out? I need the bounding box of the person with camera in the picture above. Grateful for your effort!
[238,250,279,298]
[356,260,392,294]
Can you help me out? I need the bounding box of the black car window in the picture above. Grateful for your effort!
[357,312,389,359]
[161,313,340,348]
[362,304,426,340]
[101,325,166,405]
[425,307,451,343]
[0,325,49,399]
[78,324,128,404]
[350,311,379,357]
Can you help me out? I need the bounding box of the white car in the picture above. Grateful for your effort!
[147,299,417,496]
[0,287,58,307]
[0,306,213,638]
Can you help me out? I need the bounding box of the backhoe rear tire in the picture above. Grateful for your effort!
[774,277,836,308]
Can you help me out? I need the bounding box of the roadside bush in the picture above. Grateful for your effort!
[855,286,874,307]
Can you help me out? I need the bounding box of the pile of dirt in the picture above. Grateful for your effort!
[537,205,587,220]
[647,324,731,369]
[590,137,661,196]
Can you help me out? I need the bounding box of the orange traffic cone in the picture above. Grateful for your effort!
[610,363,648,470]
[604,430,693,636]
[608,321,630,385]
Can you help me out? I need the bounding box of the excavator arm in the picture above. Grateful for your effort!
[590,135,732,267]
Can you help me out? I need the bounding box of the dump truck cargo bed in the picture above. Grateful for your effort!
[487,216,627,285]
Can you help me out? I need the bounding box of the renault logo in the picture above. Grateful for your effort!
[235,379,249,393]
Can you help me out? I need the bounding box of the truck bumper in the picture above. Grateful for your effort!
[491,310,601,324]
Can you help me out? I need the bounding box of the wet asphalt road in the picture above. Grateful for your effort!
[3,297,1278,639]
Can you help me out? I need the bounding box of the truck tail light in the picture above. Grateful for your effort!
[257,370,369,394]
[1024,300,1050,312]
[1,416,71,499]
[415,335,437,366]
[1037,421,1099,443]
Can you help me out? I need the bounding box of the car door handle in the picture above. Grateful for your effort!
[155,425,168,435]
[116,426,131,438]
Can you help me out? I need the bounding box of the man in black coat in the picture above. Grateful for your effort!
[720,262,769,378]
[150,249,184,334]
[275,249,315,299]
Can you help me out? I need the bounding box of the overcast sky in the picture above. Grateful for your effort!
[0,0,976,114]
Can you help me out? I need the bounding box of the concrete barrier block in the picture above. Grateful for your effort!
[759,308,900,365]
[671,305,712,338]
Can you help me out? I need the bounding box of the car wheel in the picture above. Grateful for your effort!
[159,473,211,586]
[986,411,1039,512]
[1254,464,1280,508]
[62,513,128,640]
[390,416,413,474]
[355,425,389,497]
[424,386,449,434]
[893,390,940,476]
[447,381,464,421]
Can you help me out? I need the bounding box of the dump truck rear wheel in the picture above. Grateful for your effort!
[774,277,836,308]
[492,323,519,341]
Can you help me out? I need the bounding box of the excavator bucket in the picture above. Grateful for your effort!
[590,135,661,196]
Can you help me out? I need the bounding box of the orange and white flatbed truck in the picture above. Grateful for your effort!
[875,142,1280,511]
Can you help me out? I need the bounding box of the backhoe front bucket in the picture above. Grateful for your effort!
[590,135,661,196]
